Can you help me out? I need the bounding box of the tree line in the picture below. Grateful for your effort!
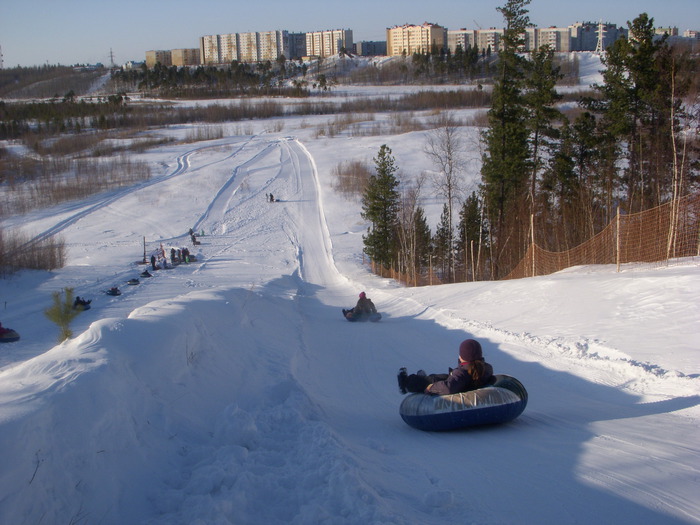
[361,0,699,282]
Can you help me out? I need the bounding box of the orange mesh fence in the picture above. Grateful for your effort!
[367,258,445,287]
[504,193,700,280]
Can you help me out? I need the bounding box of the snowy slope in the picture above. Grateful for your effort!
[1,60,699,524]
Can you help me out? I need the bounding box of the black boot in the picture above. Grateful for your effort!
[397,367,408,394]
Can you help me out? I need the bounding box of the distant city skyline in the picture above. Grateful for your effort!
[1,0,698,67]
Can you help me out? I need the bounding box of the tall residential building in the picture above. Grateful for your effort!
[287,33,307,59]
[145,50,172,68]
[447,29,477,53]
[354,41,387,56]
[171,48,200,66]
[655,27,678,37]
[305,29,353,58]
[475,28,504,54]
[537,27,573,52]
[387,23,447,56]
[239,32,260,62]
[199,30,294,65]
[219,33,238,63]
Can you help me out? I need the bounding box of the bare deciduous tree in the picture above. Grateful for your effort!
[396,174,426,284]
[424,112,465,281]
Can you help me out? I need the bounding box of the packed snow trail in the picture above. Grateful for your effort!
[0,131,697,524]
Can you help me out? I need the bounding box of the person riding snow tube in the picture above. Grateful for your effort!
[343,291,381,322]
[0,322,20,343]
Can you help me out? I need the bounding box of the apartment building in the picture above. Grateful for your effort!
[171,48,200,67]
[238,32,260,62]
[387,23,447,56]
[476,28,503,54]
[305,29,353,58]
[199,30,294,65]
[447,29,477,54]
[537,27,573,52]
[145,50,172,68]
[355,41,387,56]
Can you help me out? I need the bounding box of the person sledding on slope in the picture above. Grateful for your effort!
[73,296,92,309]
[398,339,494,395]
[0,321,20,342]
[343,291,377,320]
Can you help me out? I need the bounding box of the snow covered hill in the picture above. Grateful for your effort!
[1,72,699,524]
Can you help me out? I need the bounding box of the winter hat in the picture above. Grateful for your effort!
[459,339,483,362]
[359,291,366,299]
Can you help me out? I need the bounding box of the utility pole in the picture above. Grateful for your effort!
[594,20,605,55]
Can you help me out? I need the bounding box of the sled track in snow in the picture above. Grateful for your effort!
[22,136,256,248]
[387,294,700,398]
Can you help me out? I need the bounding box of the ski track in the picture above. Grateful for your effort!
[20,137,256,247]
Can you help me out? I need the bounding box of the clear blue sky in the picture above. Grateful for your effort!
[1,0,698,67]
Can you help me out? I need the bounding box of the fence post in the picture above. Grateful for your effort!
[616,206,621,272]
[470,240,475,283]
[531,214,535,277]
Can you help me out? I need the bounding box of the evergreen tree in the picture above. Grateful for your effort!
[361,145,401,268]
[413,206,432,276]
[456,192,488,281]
[432,203,452,281]
[480,0,532,278]
[585,13,689,212]
[44,287,81,342]
[524,45,563,214]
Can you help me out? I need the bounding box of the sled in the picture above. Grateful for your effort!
[127,278,140,285]
[106,288,122,296]
[73,303,91,311]
[342,309,382,322]
[0,329,20,343]
[399,375,528,432]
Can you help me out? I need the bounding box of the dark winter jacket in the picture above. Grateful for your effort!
[427,361,494,395]
[355,297,377,314]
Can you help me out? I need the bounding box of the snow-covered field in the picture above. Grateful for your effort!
[0,53,699,524]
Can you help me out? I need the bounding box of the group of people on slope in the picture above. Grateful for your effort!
[347,290,494,396]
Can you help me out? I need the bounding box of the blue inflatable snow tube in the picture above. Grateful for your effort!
[399,374,528,431]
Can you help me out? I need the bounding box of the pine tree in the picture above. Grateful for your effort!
[585,13,688,212]
[432,203,452,281]
[480,0,532,278]
[456,192,488,281]
[44,287,81,342]
[413,206,432,276]
[524,44,563,214]
[361,145,401,269]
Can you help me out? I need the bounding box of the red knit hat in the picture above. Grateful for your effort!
[459,339,483,362]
